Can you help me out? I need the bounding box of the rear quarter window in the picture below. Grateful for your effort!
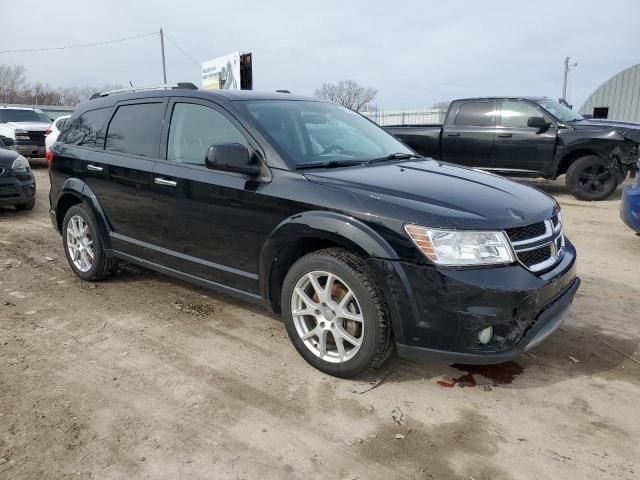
[62,108,111,148]
[105,103,164,157]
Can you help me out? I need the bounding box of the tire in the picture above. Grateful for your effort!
[62,203,118,281]
[14,196,36,211]
[281,248,393,378]
[566,155,618,201]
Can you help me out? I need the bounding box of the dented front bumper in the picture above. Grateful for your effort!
[369,239,579,364]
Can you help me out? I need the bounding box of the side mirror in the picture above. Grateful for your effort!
[205,143,261,176]
[527,116,551,129]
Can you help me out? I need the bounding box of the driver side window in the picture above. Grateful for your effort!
[167,103,247,165]
[500,101,545,128]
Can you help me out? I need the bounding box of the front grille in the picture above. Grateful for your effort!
[0,184,20,198]
[505,221,546,242]
[518,245,552,268]
[28,131,46,146]
[506,215,564,273]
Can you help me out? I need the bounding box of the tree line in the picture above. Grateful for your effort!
[0,64,122,106]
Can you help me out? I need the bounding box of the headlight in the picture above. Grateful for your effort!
[11,155,30,172]
[404,225,515,266]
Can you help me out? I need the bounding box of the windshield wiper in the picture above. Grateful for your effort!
[295,160,363,170]
[365,153,422,165]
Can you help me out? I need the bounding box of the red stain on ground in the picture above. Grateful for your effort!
[436,362,524,388]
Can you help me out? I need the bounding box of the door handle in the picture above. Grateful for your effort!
[154,177,177,187]
[446,132,460,137]
[497,133,513,138]
[87,164,103,172]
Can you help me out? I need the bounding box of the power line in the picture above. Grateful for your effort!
[0,31,158,54]
[163,33,201,67]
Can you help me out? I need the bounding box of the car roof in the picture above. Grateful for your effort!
[0,105,43,111]
[453,96,548,102]
[77,87,326,112]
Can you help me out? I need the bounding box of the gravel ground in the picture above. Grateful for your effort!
[1,163,639,480]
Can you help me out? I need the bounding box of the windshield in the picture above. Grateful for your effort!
[0,109,51,123]
[534,99,583,123]
[236,100,414,167]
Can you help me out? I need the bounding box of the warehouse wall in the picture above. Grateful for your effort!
[579,64,640,122]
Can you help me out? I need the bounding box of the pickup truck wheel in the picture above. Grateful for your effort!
[62,204,118,281]
[281,248,393,378]
[566,155,618,201]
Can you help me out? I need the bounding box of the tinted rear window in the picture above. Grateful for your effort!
[0,109,50,123]
[454,101,495,127]
[105,103,164,157]
[62,108,111,147]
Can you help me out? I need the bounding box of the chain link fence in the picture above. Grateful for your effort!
[361,108,446,126]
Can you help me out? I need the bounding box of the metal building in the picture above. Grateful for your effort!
[579,63,640,122]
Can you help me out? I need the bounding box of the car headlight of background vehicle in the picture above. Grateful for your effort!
[404,224,515,266]
[11,155,30,172]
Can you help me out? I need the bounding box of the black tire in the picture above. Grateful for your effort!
[62,203,118,281]
[281,248,393,378]
[566,155,618,201]
[14,196,36,211]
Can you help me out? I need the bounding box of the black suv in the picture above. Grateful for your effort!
[49,86,579,377]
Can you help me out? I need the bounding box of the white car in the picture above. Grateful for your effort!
[45,115,71,153]
[0,106,52,159]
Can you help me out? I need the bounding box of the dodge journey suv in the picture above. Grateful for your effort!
[49,85,579,377]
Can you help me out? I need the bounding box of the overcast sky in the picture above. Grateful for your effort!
[3,0,639,109]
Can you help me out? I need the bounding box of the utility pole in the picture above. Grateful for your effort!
[562,57,577,102]
[160,28,167,84]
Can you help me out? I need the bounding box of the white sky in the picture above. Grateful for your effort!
[3,0,639,109]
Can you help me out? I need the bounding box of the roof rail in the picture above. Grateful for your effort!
[90,82,198,100]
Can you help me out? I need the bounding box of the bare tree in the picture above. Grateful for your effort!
[431,101,450,111]
[314,80,377,112]
[0,64,28,103]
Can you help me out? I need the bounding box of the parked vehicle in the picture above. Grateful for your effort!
[0,106,51,159]
[0,144,36,211]
[385,97,640,201]
[49,85,579,377]
[45,115,71,153]
[621,160,640,234]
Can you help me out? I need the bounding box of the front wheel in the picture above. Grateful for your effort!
[281,248,393,378]
[566,155,618,201]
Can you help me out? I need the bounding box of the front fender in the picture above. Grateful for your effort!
[54,178,112,249]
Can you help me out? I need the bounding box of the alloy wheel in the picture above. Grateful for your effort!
[66,215,94,272]
[290,271,364,364]
[578,163,613,194]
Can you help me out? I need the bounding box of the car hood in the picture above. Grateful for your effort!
[2,121,50,131]
[570,119,640,142]
[304,160,557,230]
[0,147,21,167]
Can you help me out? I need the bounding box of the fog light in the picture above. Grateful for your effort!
[478,326,493,345]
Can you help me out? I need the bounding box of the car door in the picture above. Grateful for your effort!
[441,100,496,167]
[83,99,166,255]
[150,98,270,295]
[493,100,556,175]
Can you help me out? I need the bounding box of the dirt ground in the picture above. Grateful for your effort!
[1,163,639,480]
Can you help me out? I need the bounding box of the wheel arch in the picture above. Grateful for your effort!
[556,149,601,177]
[259,211,399,315]
[54,178,111,249]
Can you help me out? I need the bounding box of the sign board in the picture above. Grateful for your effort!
[201,52,252,90]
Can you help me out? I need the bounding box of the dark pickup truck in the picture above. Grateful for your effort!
[386,97,640,200]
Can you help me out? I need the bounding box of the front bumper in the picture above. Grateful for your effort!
[369,239,579,364]
[0,172,36,206]
[620,181,640,233]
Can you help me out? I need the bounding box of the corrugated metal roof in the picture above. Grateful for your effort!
[580,64,640,122]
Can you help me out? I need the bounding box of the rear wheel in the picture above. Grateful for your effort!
[62,204,118,281]
[282,248,393,378]
[566,155,618,201]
